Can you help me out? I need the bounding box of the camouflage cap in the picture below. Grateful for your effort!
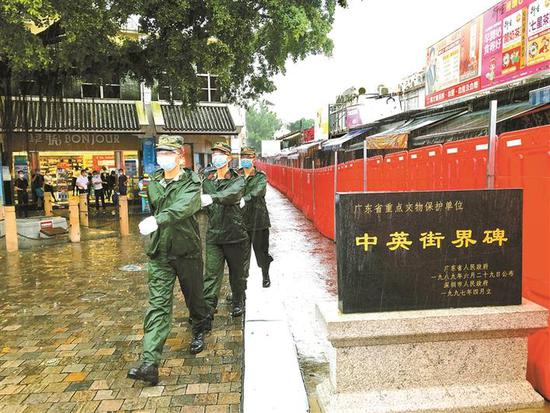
[211,142,232,154]
[241,146,256,157]
[156,135,183,151]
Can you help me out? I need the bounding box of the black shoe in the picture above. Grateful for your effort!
[127,363,159,385]
[226,293,233,303]
[262,267,271,288]
[190,333,205,354]
[231,302,245,317]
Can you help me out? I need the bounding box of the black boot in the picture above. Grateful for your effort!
[262,266,271,288]
[231,298,245,317]
[189,332,205,354]
[127,362,159,385]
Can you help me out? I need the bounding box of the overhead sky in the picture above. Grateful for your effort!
[265,0,499,123]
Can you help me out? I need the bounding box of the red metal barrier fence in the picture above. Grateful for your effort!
[257,124,550,398]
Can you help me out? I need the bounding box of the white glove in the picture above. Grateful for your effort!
[139,216,158,235]
[201,194,213,207]
[240,198,245,208]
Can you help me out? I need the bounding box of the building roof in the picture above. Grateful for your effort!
[0,98,142,133]
[159,104,236,134]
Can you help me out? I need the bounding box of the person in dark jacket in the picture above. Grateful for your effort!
[201,142,249,317]
[15,171,29,218]
[240,146,273,287]
[127,135,211,386]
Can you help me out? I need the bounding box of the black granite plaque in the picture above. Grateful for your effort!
[336,190,522,314]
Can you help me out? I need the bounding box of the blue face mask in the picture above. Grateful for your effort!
[157,155,177,171]
[212,154,228,169]
[240,159,253,169]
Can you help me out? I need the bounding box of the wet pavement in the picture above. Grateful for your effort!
[0,220,242,413]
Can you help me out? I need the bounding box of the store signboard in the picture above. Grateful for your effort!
[93,155,115,171]
[426,0,550,107]
[11,133,141,152]
[40,220,53,229]
[303,127,315,143]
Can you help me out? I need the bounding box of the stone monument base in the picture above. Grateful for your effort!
[316,300,548,413]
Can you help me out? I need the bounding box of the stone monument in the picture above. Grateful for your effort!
[317,190,548,413]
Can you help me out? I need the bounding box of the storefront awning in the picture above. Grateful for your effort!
[276,148,298,159]
[158,103,237,135]
[412,101,547,146]
[0,98,145,133]
[296,140,327,154]
[322,128,370,151]
[346,110,465,151]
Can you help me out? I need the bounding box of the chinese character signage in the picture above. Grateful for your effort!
[335,190,522,313]
[426,0,550,107]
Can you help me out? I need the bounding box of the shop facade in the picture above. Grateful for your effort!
[0,99,148,204]
[9,131,142,203]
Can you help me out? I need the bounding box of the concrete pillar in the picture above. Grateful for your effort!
[79,194,89,227]
[4,205,18,252]
[44,192,53,216]
[119,195,129,236]
[28,151,40,173]
[115,151,125,170]
[68,198,80,243]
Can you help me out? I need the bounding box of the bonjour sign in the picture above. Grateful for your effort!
[335,189,522,314]
[11,132,140,151]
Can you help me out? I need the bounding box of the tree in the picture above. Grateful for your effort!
[287,118,315,133]
[1,0,348,104]
[246,101,282,152]
[0,0,346,202]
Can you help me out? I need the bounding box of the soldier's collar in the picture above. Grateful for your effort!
[159,169,187,187]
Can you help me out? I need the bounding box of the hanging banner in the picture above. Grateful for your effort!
[142,138,156,176]
[426,0,550,107]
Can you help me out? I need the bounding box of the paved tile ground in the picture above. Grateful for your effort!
[0,223,243,413]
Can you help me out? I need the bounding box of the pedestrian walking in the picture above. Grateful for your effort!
[127,135,211,386]
[240,146,273,288]
[201,142,249,317]
[31,170,45,211]
[71,169,79,196]
[113,168,127,209]
[15,171,29,218]
[106,170,116,202]
[76,170,89,194]
[118,168,128,195]
[44,173,57,203]
[92,171,106,211]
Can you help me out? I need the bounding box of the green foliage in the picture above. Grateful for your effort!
[0,0,346,104]
[287,117,315,132]
[246,101,282,151]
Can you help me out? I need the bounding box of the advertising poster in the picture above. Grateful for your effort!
[426,0,550,107]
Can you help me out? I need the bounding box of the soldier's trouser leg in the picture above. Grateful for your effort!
[203,243,225,310]
[243,236,253,280]
[142,256,176,365]
[249,229,273,270]
[172,256,211,334]
[223,241,249,303]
